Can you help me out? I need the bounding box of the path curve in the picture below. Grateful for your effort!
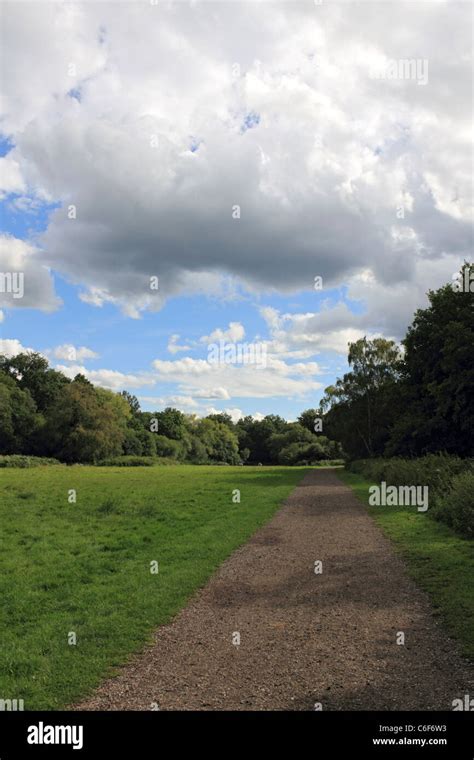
[74,469,473,710]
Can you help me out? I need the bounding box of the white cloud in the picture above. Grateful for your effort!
[138,395,199,409]
[204,407,250,423]
[167,334,192,354]
[55,364,154,391]
[201,322,245,343]
[52,344,99,362]
[151,355,323,400]
[0,338,34,358]
[0,1,470,315]
[0,235,61,312]
[0,156,26,198]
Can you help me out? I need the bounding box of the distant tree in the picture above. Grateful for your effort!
[206,413,234,429]
[122,429,143,456]
[119,391,141,416]
[39,379,126,462]
[268,423,314,461]
[236,414,288,463]
[297,408,324,434]
[196,418,240,464]
[0,371,41,453]
[322,337,402,458]
[156,407,187,440]
[0,352,69,411]
[153,435,182,459]
[137,428,157,456]
[186,435,209,464]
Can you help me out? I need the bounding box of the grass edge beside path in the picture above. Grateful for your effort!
[338,469,474,662]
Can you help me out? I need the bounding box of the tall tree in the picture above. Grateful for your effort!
[0,352,69,412]
[322,337,402,458]
[391,264,474,455]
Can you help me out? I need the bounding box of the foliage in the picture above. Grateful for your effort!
[347,454,473,539]
[0,269,471,465]
[95,456,158,467]
[433,470,474,539]
[322,264,474,460]
[0,371,42,453]
[0,454,61,468]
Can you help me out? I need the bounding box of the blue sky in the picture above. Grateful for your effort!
[0,1,470,421]
[0,169,352,419]
[0,169,353,419]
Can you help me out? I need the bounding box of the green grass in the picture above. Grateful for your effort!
[0,464,308,709]
[338,469,474,661]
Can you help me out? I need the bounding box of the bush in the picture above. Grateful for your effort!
[0,455,61,468]
[348,454,470,503]
[433,471,474,539]
[95,456,179,467]
[138,430,157,456]
[122,429,143,456]
[348,455,474,539]
[96,456,156,467]
[153,435,182,459]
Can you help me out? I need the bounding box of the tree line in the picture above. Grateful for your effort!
[1,265,471,465]
[322,264,473,459]
[0,353,341,465]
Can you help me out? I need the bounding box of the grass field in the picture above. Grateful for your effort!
[0,464,308,709]
[339,469,474,661]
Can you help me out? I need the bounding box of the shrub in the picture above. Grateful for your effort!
[122,429,143,456]
[348,455,474,538]
[138,430,157,457]
[0,455,61,468]
[153,435,181,459]
[96,456,156,467]
[433,471,474,539]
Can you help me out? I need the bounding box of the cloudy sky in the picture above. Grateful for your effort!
[0,0,472,420]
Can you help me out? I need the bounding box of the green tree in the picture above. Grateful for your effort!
[0,371,41,453]
[39,380,126,462]
[322,337,401,458]
[0,352,69,412]
[297,408,324,434]
[156,408,187,439]
[195,418,240,464]
[119,391,141,416]
[389,263,474,456]
[235,414,287,463]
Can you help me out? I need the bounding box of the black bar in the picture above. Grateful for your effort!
[0,711,472,758]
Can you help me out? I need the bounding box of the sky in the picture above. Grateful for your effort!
[0,0,472,421]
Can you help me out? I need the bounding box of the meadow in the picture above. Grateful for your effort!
[0,464,308,709]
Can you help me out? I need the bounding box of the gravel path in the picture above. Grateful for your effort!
[74,469,473,711]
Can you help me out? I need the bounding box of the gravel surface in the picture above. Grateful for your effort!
[73,469,473,711]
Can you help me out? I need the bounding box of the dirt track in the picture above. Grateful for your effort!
[74,469,473,710]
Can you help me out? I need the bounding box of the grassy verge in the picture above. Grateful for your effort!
[338,469,474,661]
[0,464,308,709]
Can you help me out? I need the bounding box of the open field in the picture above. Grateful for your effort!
[339,470,474,661]
[0,464,308,709]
